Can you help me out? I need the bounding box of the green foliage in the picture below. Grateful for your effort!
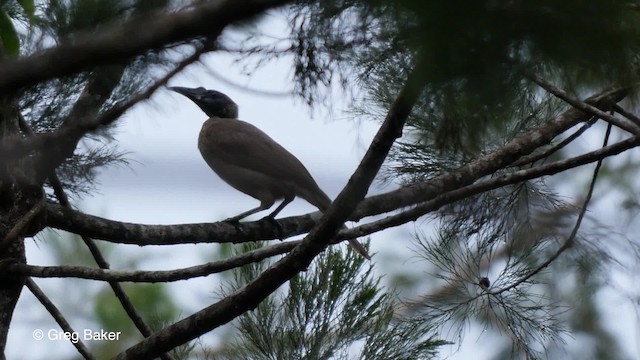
[47,0,132,37]
[90,282,179,358]
[408,182,640,359]
[16,0,34,19]
[213,243,446,359]
[94,283,179,335]
[371,0,640,82]
[0,9,18,56]
[0,0,35,57]
[288,0,640,154]
[415,222,568,359]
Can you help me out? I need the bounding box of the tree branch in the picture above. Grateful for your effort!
[26,278,95,360]
[509,116,597,167]
[0,0,292,94]
[45,203,317,245]
[0,197,44,250]
[523,70,639,134]
[52,122,635,253]
[340,133,640,240]
[4,242,297,282]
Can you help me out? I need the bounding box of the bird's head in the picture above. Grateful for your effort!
[168,86,239,119]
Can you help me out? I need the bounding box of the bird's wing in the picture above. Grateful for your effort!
[199,118,328,203]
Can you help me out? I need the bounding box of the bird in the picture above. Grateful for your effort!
[168,86,370,259]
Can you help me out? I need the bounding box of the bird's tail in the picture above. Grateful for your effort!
[302,186,371,260]
[300,184,332,212]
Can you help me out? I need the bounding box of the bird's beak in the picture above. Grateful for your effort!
[167,86,200,102]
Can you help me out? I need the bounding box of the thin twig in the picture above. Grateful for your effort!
[488,123,613,296]
[510,116,597,167]
[87,43,213,130]
[0,198,45,250]
[26,278,96,360]
[202,66,293,97]
[612,103,640,127]
[523,70,639,134]
[6,242,298,282]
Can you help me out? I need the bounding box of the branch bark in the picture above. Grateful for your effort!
[0,0,292,94]
[4,242,297,283]
[523,70,640,134]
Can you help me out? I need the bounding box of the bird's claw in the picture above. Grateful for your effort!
[260,216,284,239]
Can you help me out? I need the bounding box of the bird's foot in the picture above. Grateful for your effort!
[223,213,245,223]
[260,216,284,239]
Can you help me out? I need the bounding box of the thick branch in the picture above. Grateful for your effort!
[0,0,292,94]
[45,204,318,245]
[509,116,597,167]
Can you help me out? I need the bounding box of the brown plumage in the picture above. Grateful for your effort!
[169,86,370,259]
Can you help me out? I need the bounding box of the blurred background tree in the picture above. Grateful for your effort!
[1,0,640,359]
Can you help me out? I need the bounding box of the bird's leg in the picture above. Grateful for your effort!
[260,196,294,238]
[224,205,269,223]
[223,204,270,236]
[264,196,293,220]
